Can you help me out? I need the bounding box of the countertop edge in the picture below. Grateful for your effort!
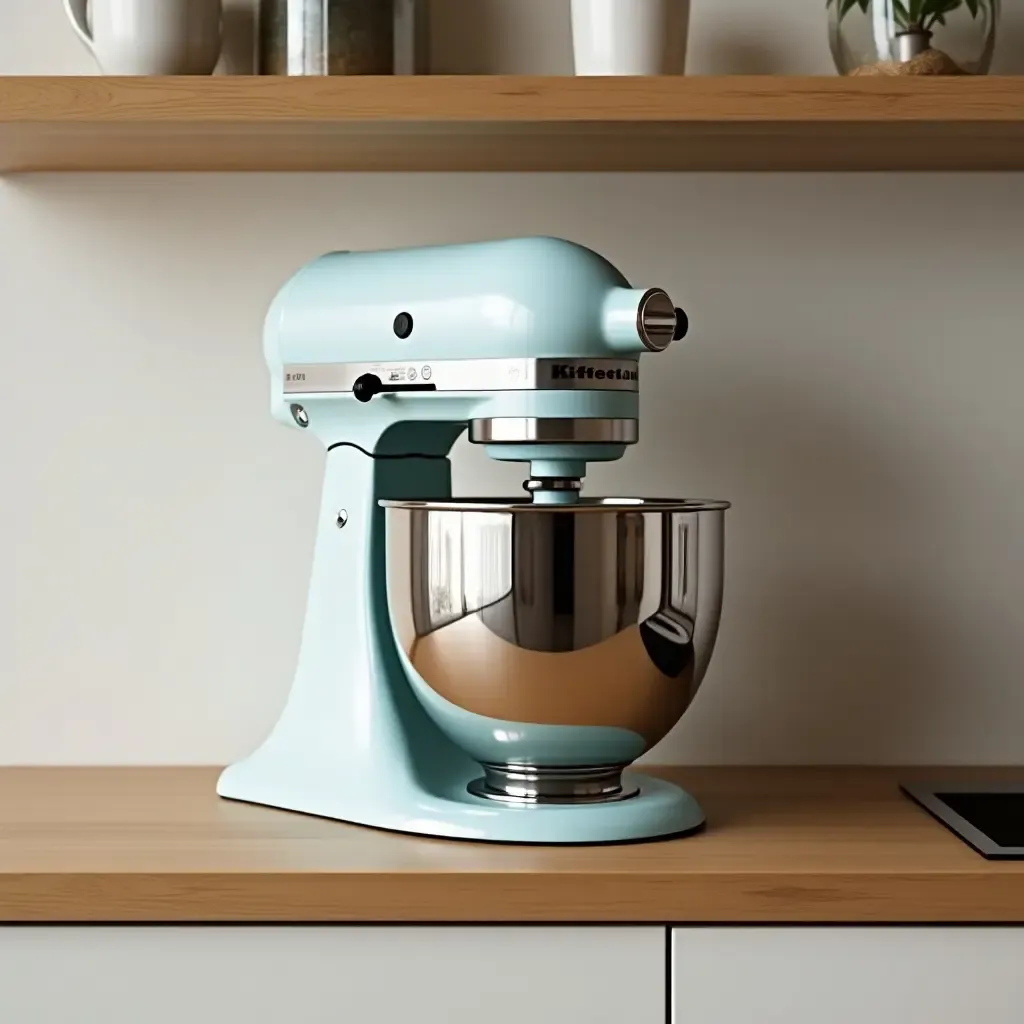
[3,872,1024,924]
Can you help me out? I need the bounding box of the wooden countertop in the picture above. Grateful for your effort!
[1,767,1022,924]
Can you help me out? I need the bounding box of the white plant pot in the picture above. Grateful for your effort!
[571,0,690,76]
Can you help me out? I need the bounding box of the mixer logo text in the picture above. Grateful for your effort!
[550,364,638,382]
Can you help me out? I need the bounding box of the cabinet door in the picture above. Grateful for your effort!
[673,927,1024,1024]
[0,926,664,1024]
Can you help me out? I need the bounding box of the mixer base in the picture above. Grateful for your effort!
[219,755,704,844]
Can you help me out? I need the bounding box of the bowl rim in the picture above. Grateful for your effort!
[380,497,731,513]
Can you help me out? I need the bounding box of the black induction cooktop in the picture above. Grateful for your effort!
[901,782,1024,860]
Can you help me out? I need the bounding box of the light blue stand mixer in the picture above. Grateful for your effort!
[218,237,729,843]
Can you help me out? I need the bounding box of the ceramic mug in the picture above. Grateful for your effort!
[63,0,223,75]
[571,0,690,75]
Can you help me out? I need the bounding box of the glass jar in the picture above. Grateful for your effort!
[828,0,998,76]
[394,0,430,75]
[259,0,395,75]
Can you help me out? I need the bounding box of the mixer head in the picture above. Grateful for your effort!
[264,237,689,501]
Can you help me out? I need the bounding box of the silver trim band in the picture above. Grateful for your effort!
[282,357,639,395]
[468,765,639,805]
[380,497,732,512]
[469,417,638,445]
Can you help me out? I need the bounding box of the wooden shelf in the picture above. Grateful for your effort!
[2,76,1024,172]
[2,766,1023,923]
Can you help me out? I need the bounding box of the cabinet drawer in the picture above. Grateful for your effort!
[673,927,1024,1024]
[0,926,663,1024]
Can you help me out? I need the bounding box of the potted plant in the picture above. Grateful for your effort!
[828,0,998,75]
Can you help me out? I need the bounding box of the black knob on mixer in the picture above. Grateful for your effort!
[673,308,689,341]
[353,373,383,403]
[352,372,438,403]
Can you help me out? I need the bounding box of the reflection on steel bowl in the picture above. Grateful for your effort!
[383,498,728,804]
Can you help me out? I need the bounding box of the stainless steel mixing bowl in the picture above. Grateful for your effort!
[383,498,729,804]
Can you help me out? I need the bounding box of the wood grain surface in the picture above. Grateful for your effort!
[1,76,1024,171]
[1,767,1022,923]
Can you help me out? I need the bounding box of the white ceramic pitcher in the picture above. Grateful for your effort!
[572,0,690,75]
[64,0,223,75]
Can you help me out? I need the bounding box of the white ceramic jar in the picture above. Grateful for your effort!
[63,0,223,75]
[571,0,690,75]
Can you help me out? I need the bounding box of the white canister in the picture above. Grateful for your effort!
[571,0,690,75]
[64,0,223,75]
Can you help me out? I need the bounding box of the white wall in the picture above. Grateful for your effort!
[4,0,1024,766]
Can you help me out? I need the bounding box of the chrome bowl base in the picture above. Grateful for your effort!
[468,764,641,805]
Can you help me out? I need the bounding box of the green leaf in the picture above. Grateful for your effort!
[908,0,924,24]
[922,0,961,28]
[892,0,912,30]
[830,0,871,17]
[964,0,980,16]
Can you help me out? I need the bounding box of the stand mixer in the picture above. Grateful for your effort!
[218,236,730,843]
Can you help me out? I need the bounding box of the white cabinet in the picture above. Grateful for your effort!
[0,926,664,1024]
[673,927,1024,1024]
